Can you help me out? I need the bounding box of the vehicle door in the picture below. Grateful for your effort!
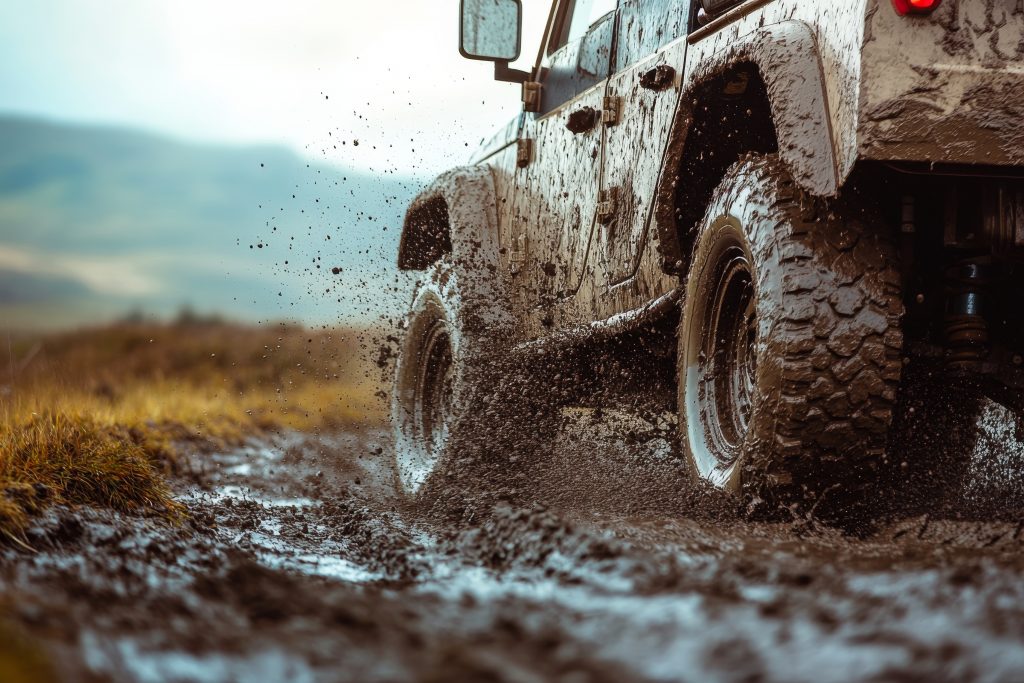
[512,0,617,329]
[599,0,692,287]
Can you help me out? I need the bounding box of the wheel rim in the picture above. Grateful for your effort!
[415,320,455,461]
[684,225,757,489]
[393,287,459,495]
[701,249,756,460]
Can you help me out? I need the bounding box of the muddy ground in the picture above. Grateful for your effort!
[4,401,1024,683]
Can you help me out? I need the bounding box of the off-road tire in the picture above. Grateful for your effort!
[392,257,513,496]
[678,154,903,514]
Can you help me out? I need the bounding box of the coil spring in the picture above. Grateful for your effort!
[944,260,991,369]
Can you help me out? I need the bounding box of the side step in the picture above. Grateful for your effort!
[513,288,682,356]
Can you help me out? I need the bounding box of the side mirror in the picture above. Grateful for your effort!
[460,0,522,62]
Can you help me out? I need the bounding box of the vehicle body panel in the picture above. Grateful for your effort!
[404,0,1024,340]
[469,114,523,165]
[601,11,688,286]
[505,8,616,336]
[550,0,862,330]
[858,0,1024,166]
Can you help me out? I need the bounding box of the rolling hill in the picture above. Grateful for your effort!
[0,115,419,330]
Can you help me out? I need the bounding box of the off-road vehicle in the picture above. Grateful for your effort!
[393,0,1024,510]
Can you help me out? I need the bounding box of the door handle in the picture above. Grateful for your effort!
[565,106,599,134]
[639,64,675,91]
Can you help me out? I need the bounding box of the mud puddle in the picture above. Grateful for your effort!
[3,407,1024,682]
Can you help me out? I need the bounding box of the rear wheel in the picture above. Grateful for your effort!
[678,154,904,513]
[681,228,758,489]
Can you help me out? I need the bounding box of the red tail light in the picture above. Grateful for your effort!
[892,0,941,15]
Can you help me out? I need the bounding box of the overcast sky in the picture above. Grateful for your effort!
[0,0,549,179]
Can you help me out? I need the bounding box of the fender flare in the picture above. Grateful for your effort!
[397,166,501,276]
[654,21,840,271]
[694,20,839,197]
[398,166,513,317]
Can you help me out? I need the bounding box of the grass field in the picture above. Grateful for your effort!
[0,319,388,540]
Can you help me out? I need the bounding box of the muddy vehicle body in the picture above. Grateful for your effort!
[394,0,1024,512]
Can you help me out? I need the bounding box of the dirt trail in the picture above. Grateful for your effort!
[3,408,1024,683]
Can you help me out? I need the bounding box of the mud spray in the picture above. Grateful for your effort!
[2,265,1023,683]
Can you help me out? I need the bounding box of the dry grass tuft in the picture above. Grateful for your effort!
[0,319,388,539]
[1,413,180,533]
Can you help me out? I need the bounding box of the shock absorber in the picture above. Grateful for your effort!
[944,259,992,371]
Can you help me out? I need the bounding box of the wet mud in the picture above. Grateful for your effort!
[3,401,1024,683]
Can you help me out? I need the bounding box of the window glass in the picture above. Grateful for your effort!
[539,0,616,113]
[566,0,618,44]
[550,0,618,53]
[615,0,694,70]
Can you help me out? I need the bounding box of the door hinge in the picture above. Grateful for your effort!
[510,233,528,275]
[516,138,533,168]
[597,187,618,224]
[601,95,622,126]
[522,81,542,113]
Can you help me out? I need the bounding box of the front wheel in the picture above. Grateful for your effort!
[678,155,904,513]
[392,256,515,496]
[392,261,467,495]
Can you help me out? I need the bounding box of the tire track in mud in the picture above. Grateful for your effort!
[3,410,1024,682]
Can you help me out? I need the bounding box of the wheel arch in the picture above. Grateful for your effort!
[397,166,502,275]
[653,20,840,275]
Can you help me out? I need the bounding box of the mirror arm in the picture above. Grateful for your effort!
[494,61,531,84]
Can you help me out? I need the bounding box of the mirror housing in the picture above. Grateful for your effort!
[460,0,522,63]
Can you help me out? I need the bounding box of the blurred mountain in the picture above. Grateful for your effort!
[0,115,419,330]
